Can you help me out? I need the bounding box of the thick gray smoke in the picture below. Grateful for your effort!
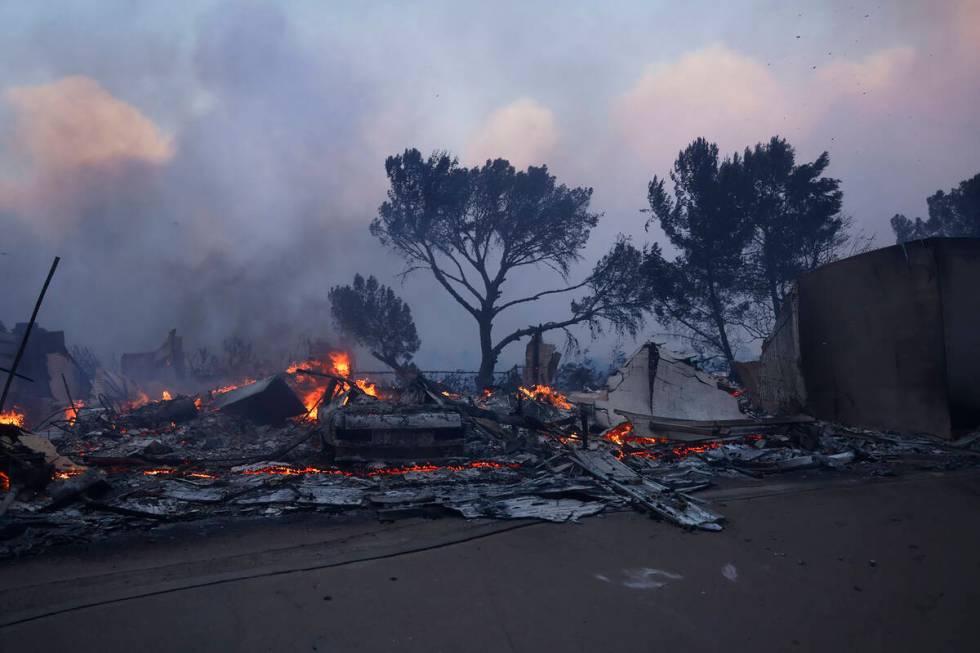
[3,1,978,372]
[0,3,416,367]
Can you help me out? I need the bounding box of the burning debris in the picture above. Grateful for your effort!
[1,340,979,559]
[517,385,572,410]
[0,410,26,428]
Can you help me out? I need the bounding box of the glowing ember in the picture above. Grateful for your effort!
[0,471,10,492]
[0,409,26,428]
[612,432,766,461]
[481,388,493,399]
[604,419,743,456]
[194,397,203,410]
[53,468,86,481]
[440,390,461,400]
[671,441,724,457]
[142,468,176,476]
[126,468,216,481]
[241,464,333,477]
[125,461,522,488]
[627,450,661,461]
[603,421,670,447]
[240,460,519,478]
[517,385,572,410]
[557,433,581,445]
[162,390,173,401]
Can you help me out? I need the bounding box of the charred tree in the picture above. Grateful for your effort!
[328,274,421,371]
[736,136,851,332]
[891,172,980,243]
[371,149,650,387]
[643,138,753,374]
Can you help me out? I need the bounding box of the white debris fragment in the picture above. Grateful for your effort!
[722,563,738,582]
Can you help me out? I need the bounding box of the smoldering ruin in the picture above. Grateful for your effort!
[3,237,980,558]
[2,3,980,648]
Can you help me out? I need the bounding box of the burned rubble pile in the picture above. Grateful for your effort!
[3,347,980,558]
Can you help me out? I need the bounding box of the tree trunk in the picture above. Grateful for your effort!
[763,235,782,317]
[710,305,736,375]
[705,279,738,379]
[768,277,781,318]
[475,316,496,389]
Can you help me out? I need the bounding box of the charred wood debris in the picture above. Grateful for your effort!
[2,346,980,558]
[3,254,978,559]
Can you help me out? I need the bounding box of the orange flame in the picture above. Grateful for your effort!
[355,379,379,397]
[0,471,9,492]
[517,385,572,410]
[213,378,255,395]
[287,350,381,420]
[64,400,85,425]
[125,391,151,411]
[0,409,26,428]
[604,421,633,445]
[300,388,326,420]
[287,351,351,378]
[603,421,669,447]
[329,352,351,377]
[161,390,173,401]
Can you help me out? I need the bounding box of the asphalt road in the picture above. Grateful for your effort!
[2,470,979,652]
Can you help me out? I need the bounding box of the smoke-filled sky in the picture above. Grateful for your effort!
[1,0,978,370]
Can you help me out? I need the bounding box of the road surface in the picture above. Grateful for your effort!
[2,470,978,652]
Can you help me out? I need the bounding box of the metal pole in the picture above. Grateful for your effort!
[62,372,79,424]
[0,256,60,412]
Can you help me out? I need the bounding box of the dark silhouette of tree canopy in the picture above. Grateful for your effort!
[555,358,605,392]
[737,136,846,326]
[891,173,980,243]
[643,137,867,370]
[328,274,420,370]
[371,148,650,387]
[643,138,753,373]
